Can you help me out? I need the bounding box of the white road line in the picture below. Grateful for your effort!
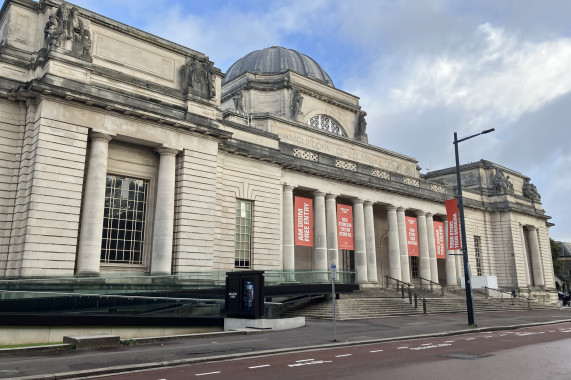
[369,349,384,353]
[484,336,493,338]
[295,359,315,362]
[549,330,556,333]
[335,354,352,358]
[196,371,221,376]
[249,365,270,369]
[420,343,433,346]
[465,338,475,340]
[444,340,455,343]
[397,346,409,349]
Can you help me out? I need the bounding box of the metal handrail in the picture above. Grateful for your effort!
[419,277,444,296]
[483,286,533,310]
[384,276,427,314]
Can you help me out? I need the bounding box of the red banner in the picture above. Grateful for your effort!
[433,221,446,259]
[405,216,419,256]
[337,204,354,250]
[445,199,462,250]
[294,197,313,246]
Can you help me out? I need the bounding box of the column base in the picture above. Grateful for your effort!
[74,271,101,278]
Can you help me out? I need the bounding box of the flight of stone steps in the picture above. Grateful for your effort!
[281,287,558,320]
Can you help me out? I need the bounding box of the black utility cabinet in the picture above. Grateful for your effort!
[225,271,264,319]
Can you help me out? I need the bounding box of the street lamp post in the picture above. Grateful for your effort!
[453,128,495,326]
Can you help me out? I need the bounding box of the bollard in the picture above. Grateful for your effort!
[423,298,427,314]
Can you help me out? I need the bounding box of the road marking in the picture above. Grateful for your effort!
[295,359,315,362]
[421,343,433,346]
[397,346,409,349]
[249,365,270,369]
[410,343,452,351]
[465,338,475,340]
[369,349,384,353]
[499,334,507,336]
[549,330,556,333]
[444,340,455,343]
[484,336,493,338]
[288,360,332,367]
[335,354,352,358]
[196,371,221,376]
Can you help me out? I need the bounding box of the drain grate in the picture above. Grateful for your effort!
[443,353,492,360]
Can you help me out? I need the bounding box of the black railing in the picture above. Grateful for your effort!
[419,277,445,296]
[482,286,532,310]
[385,276,426,314]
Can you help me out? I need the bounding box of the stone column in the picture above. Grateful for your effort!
[527,226,545,287]
[444,219,458,286]
[313,191,328,282]
[397,207,411,283]
[353,199,368,284]
[325,194,339,271]
[426,213,439,283]
[150,147,178,275]
[364,201,378,283]
[283,185,295,281]
[76,132,112,277]
[520,225,531,287]
[386,205,401,284]
[417,211,431,281]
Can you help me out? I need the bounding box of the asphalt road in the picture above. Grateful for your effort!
[1,308,571,379]
[97,322,571,380]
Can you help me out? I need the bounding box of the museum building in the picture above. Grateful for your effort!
[0,0,556,300]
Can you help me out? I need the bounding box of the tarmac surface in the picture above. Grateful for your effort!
[1,308,571,380]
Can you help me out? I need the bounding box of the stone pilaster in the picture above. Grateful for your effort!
[76,132,112,277]
[527,226,545,287]
[417,211,431,281]
[353,199,368,284]
[387,205,401,283]
[444,219,458,286]
[150,147,178,275]
[283,185,295,277]
[313,191,328,282]
[397,207,411,283]
[364,201,378,283]
[325,193,339,271]
[426,213,439,283]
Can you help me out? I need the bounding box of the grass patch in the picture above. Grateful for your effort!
[0,342,62,349]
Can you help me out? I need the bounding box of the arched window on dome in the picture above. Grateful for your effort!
[307,115,346,136]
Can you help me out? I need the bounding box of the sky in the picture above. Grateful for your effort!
[64,0,571,242]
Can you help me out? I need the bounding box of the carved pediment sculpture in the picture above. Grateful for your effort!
[43,2,91,57]
[180,56,216,99]
[233,90,245,113]
[494,170,514,195]
[523,178,541,201]
[356,114,369,143]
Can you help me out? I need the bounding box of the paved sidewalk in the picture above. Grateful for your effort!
[1,308,571,379]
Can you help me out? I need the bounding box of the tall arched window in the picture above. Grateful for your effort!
[307,115,346,136]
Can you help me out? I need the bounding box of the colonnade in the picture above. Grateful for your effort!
[282,184,461,286]
[75,132,178,276]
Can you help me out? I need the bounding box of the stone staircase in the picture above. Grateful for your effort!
[280,287,558,320]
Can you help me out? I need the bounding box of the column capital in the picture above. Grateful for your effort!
[352,198,364,206]
[90,132,112,143]
[325,193,337,200]
[154,147,179,156]
[386,204,397,212]
[426,212,434,219]
[416,210,426,217]
[313,190,326,198]
[364,200,375,207]
[396,206,406,213]
[283,184,295,191]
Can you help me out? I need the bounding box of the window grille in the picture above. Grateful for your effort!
[101,174,149,264]
[307,115,346,136]
[235,200,253,268]
[474,236,483,276]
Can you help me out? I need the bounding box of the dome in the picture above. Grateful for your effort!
[223,46,334,87]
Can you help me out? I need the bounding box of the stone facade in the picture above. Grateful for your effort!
[0,0,555,300]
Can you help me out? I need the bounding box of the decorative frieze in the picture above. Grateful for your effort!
[430,184,446,194]
[403,177,420,187]
[372,169,390,180]
[336,159,357,171]
[293,148,318,162]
